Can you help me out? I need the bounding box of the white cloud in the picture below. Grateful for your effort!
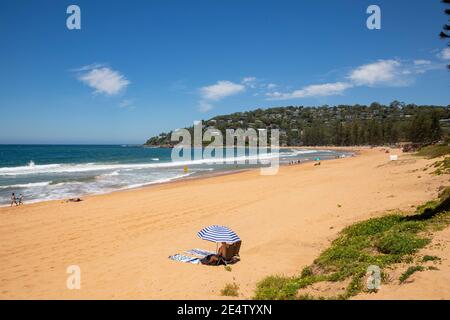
[196,80,246,112]
[266,60,408,101]
[119,99,135,109]
[348,59,405,86]
[412,62,442,74]
[266,83,277,89]
[198,100,213,112]
[71,63,106,72]
[242,76,257,84]
[77,65,130,96]
[199,80,245,101]
[263,56,443,102]
[241,76,258,88]
[414,59,432,65]
[438,48,450,60]
[267,82,353,100]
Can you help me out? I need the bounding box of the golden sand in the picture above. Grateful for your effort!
[0,147,448,299]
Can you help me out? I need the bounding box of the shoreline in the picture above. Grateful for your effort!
[0,147,357,209]
[1,146,448,299]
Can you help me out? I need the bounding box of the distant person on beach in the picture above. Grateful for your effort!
[18,194,24,205]
[10,193,17,207]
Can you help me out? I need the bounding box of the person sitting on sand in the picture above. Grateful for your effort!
[200,242,228,265]
[217,242,227,257]
[10,193,17,207]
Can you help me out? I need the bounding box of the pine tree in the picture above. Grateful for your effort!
[440,0,450,69]
[430,111,443,142]
[410,113,429,143]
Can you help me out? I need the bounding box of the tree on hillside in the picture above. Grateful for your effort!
[144,104,449,147]
[440,0,450,69]
[409,114,428,143]
[430,110,443,142]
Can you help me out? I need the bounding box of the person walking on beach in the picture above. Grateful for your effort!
[18,194,24,205]
[10,193,17,207]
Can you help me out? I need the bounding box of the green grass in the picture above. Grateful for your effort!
[415,144,450,174]
[375,231,429,255]
[421,255,441,262]
[415,144,450,159]
[399,266,425,283]
[253,187,450,300]
[221,283,239,297]
[432,157,450,175]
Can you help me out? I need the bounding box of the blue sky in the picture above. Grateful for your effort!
[0,0,449,144]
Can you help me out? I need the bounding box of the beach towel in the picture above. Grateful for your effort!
[168,254,200,264]
[185,248,215,258]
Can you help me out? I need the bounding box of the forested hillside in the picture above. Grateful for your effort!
[145,102,450,147]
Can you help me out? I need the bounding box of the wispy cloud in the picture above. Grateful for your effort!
[266,57,443,101]
[119,99,135,110]
[241,76,258,88]
[438,47,450,60]
[197,80,245,112]
[200,80,245,101]
[70,63,106,72]
[198,100,213,112]
[194,55,444,106]
[75,64,130,96]
[414,59,431,65]
[347,59,406,87]
[267,82,353,100]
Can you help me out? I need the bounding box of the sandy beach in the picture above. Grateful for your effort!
[1,147,449,300]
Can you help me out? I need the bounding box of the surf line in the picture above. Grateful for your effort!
[170,120,280,176]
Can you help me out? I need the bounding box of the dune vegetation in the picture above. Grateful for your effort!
[254,186,450,300]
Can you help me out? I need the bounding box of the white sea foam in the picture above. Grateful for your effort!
[0,163,62,175]
[104,170,120,176]
[0,150,315,176]
[0,181,52,189]
[0,172,193,207]
[117,173,193,190]
[0,148,346,206]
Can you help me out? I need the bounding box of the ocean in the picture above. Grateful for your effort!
[0,145,352,206]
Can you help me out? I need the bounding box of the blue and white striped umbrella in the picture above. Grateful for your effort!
[197,225,241,244]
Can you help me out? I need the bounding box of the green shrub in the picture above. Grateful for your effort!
[253,191,450,300]
[375,232,430,255]
[416,144,450,159]
[254,276,298,300]
[421,255,441,262]
[343,215,403,237]
[300,266,313,278]
[220,283,239,297]
[399,266,425,283]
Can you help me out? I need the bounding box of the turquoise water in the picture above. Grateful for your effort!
[0,145,351,205]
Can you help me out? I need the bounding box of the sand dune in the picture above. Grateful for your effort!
[0,147,448,299]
